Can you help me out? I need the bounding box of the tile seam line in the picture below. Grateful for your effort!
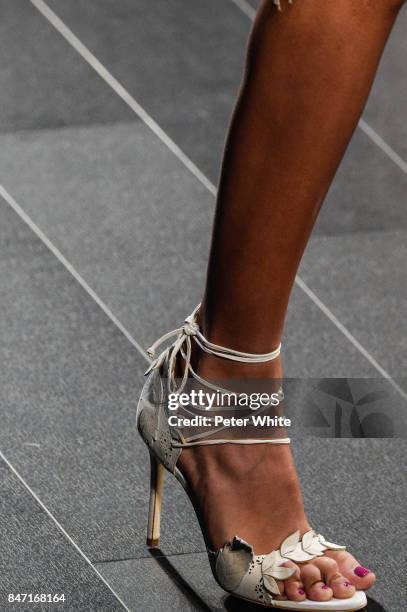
[229,0,407,175]
[0,450,132,612]
[0,185,149,363]
[0,117,142,139]
[28,0,406,402]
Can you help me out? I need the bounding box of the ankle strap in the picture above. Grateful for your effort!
[145,305,281,394]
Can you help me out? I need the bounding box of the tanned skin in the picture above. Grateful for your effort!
[178,0,404,603]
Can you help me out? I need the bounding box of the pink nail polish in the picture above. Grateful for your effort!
[354,566,370,578]
[321,584,329,590]
[298,588,305,595]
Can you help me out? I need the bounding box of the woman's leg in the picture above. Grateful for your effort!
[179,0,404,602]
[200,0,403,355]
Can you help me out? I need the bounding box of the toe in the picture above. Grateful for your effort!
[325,550,376,591]
[329,575,356,599]
[312,557,355,599]
[284,580,307,602]
[281,562,306,602]
[273,580,288,601]
[300,563,333,601]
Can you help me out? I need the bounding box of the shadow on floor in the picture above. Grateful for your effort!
[149,548,212,611]
[149,548,387,612]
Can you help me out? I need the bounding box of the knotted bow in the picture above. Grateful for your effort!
[145,308,201,393]
[144,305,281,394]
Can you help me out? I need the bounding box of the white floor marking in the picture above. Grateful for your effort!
[0,185,149,363]
[295,277,407,402]
[30,0,216,197]
[229,0,407,175]
[359,118,407,175]
[28,0,406,401]
[0,449,132,612]
[229,0,257,20]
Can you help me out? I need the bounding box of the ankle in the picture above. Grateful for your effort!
[193,348,283,381]
[195,307,283,380]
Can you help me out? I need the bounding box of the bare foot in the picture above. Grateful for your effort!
[177,354,376,603]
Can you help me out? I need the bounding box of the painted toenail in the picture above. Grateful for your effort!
[321,584,329,590]
[298,589,305,595]
[354,566,370,578]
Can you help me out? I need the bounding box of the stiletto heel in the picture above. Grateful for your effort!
[147,451,165,548]
[137,305,367,611]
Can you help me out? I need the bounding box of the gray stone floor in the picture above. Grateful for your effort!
[0,1,405,611]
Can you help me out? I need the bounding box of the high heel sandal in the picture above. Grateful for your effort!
[136,306,367,611]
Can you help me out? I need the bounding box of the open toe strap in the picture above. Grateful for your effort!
[208,530,366,610]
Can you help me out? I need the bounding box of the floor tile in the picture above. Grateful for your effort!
[301,229,407,377]
[0,200,203,561]
[0,0,134,133]
[244,0,260,8]
[364,9,407,160]
[0,459,124,611]
[293,438,406,612]
[314,128,407,236]
[0,121,213,346]
[45,0,407,235]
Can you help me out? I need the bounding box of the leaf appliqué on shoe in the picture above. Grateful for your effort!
[302,529,326,556]
[280,530,314,562]
[277,529,346,564]
[280,530,300,556]
[261,549,296,595]
[318,534,346,551]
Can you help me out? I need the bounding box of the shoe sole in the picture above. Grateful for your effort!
[231,591,367,611]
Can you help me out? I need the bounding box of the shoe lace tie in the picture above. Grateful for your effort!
[145,305,281,394]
